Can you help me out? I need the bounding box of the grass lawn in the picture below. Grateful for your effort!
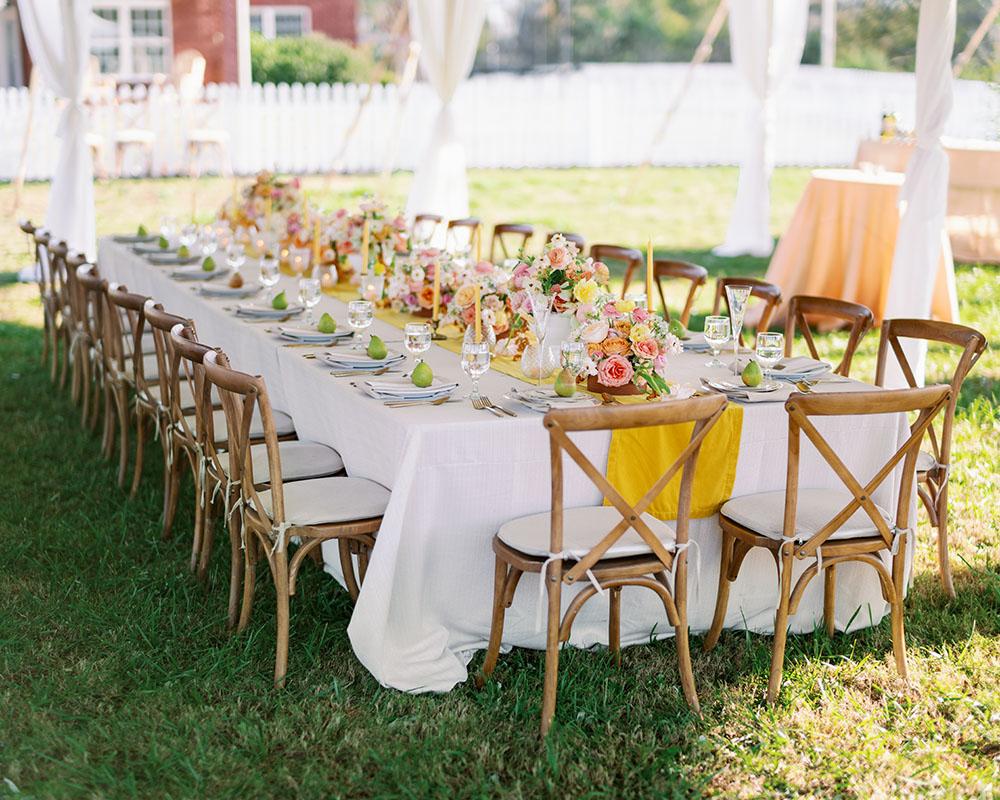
[1,168,999,798]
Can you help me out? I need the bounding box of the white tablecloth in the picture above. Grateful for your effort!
[99,239,912,693]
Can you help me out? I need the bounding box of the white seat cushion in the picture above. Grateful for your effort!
[186,407,296,442]
[916,450,938,474]
[497,506,677,560]
[124,353,160,381]
[217,440,343,482]
[253,476,389,526]
[148,382,197,411]
[721,488,893,543]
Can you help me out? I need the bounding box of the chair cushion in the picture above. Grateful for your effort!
[187,406,296,443]
[253,476,389,526]
[148,382,197,411]
[124,353,160,382]
[721,488,893,543]
[497,506,677,560]
[217,440,343,482]
[916,450,938,474]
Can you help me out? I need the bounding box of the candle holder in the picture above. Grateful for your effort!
[360,274,385,302]
[430,317,447,340]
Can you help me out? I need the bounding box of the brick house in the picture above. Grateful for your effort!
[0,0,357,87]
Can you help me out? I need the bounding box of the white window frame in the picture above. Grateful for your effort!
[249,5,312,39]
[1,3,25,88]
[90,0,173,82]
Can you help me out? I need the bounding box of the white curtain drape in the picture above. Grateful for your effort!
[714,0,808,257]
[405,0,487,222]
[19,0,96,261]
[882,0,957,387]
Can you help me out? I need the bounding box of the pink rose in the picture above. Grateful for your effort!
[579,320,610,344]
[511,262,533,289]
[475,260,493,274]
[632,307,650,324]
[603,301,622,319]
[593,261,610,283]
[653,353,670,372]
[408,279,424,293]
[597,354,634,388]
[575,302,595,323]
[510,290,529,312]
[461,305,477,325]
[633,338,659,360]
[548,247,568,268]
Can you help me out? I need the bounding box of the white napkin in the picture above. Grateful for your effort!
[506,387,600,411]
[364,379,458,400]
[172,265,228,281]
[236,303,305,318]
[770,357,833,381]
[199,283,259,298]
[681,332,714,352]
[702,378,795,403]
[279,325,352,342]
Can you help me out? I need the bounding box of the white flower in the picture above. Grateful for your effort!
[410,265,425,283]
[662,333,683,356]
[666,382,697,400]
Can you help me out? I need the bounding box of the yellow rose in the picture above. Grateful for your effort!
[615,320,632,337]
[615,298,636,314]
[629,323,652,342]
[574,278,599,305]
[453,283,478,308]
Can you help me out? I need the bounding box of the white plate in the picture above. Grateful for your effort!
[704,378,781,394]
[150,254,199,265]
[505,387,601,412]
[322,350,405,369]
[172,266,228,281]
[769,357,833,381]
[198,283,260,298]
[278,325,353,343]
[363,379,459,400]
[235,303,305,319]
[113,233,157,244]
[134,243,175,254]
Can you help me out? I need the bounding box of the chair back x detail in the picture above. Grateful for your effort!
[784,294,873,377]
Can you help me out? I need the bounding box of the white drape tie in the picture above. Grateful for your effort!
[889,525,911,557]
[192,441,208,509]
[534,552,604,633]
[670,540,702,602]
[270,521,295,556]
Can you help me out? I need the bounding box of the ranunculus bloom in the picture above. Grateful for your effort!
[574,278,600,306]
[579,320,610,343]
[575,302,595,323]
[475,260,493,274]
[593,261,610,283]
[409,279,424,293]
[597,354,634,387]
[602,336,631,356]
[511,262,533,289]
[547,246,568,268]
[616,320,633,337]
[653,353,670,372]
[453,283,478,308]
[632,307,650,324]
[417,286,435,309]
[493,310,509,334]
[586,342,605,359]
[603,301,622,319]
[552,292,570,314]
[628,322,651,342]
[461,305,477,325]
[633,337,659,360]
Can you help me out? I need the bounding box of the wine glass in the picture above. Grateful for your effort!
[625,293,648,311]
[527,290,556,387]
[725,284,752,376]
[260,231,278,258]
[461,339,491,401]
[561,339,585,376]
[463,320,497,353]
[347,300,374,349]
[703,315,731,368]
[199,228,218,258]
[226,243,246,274]
[258,257,280,300]
[160,215,178,242]
[298,278,321,326]
[755,331,784,381]
[179,223,198,250]
[404,322,432,374]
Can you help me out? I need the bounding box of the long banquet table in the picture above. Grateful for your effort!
[100,238,913,694]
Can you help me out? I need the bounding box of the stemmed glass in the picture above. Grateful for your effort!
[347,300,374,349]
[160,215,178,242]
[703,315,731,368]
[298,278,321,326]
[725,284,752,376]
[527,290,556,387]
[404,322,432,374]
[199,228,218,259]
[561,339,585,376]
[461,339,491,401]
[226,243,246,275]
[179,223,198,250]
[258,257,280,300]
[755,331,784,381]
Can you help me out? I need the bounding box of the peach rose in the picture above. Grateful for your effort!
[579,320,610,344]
[461,305,477,326]
[615,320,632,337]
[417,285,435,309]
[597,354,634,388]
[586,342,605,359]
[547,246,569,268]
[593,261,610,283]
[633,337,659,360]
[453,283,478,308]
[602,336,631,356]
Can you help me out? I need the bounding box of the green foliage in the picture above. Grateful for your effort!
[250,32,379,85]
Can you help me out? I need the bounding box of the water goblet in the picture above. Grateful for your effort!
[625,293,648,311]
[404,322,432,374]
[347,300,374,349]
[703,315,731,368]
[179,223,198,250]
[258,257,280,300]
[298,278,321,326]
[461,339,491,402]
[754,331,784,381]
[561,339,585,376]
[725,284,752,375]
[199,228,218,258]
[226,243,246,274]
[160,215,178,242]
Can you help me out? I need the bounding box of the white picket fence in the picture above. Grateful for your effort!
[2,63,998,181]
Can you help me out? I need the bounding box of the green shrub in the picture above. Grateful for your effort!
[250,32,378,85]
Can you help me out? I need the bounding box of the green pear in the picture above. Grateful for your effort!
[157,235,169,250]
[177,244,190,259]
[668,318,686,339]
[554,368,577,397]
[411,361,433,388]
[271,290,288,310]
[367,334,388,360]
[137,224,148,237]
[201,255,216,271]
[318,312,337,334]
[742,360,763,387]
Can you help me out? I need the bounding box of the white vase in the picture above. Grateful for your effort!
[541,313,575,364]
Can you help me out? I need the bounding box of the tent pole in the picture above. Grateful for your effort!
[952,0,1000,78]
[11,66,40,217]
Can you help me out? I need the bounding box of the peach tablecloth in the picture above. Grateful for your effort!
[857,137,1000,263]
[765,168,958,325]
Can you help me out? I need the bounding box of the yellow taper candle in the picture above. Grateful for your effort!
[265,195,272,229]
[313,219,321,264]
[476,223,483,264]
[474,282,482,343]
[191,186,197,223]
[646,237,654,310]
[361,217,370,275]
[232,179,238,210]
[432,260,440,321]
[303,194,309,228]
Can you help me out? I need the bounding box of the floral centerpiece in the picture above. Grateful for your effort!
[384,248,452,314]
[508,234,611,320]
[220,170,303,234]
[574,294,682,397]
[325,198,409,283]
[441,259,513,338]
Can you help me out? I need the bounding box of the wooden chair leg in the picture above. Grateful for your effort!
[891,539,909,678]
[338,539,360,601]
[198,495,216,583]
[704,529,734,651]
[824,564,836,638]
[51,324,62,382]
[227,500,244,629]
[130,406,146,499]
[767,546,794,704]
[114,386,129,486]
[41,310,50,365]
[540,564,562,737]
[101,381,114,459]
[357,544,370,585]
[609,586,622,666]
[936,485,955,598]
[161,441,182,541]
[238,536,257,634]
[60,332,71,390]
[476,556,509,688]
[189,472,205,574]
[273,553,291,687]
[674,603,700,715]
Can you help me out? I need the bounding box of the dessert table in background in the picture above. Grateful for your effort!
[99,238,912,694]
[856,137,1000,264]
[765,168,959,326]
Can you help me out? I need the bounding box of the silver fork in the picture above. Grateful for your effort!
[479,395,516,417]
[471,395,504,417]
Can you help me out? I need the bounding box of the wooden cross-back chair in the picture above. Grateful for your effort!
[202,350,388,685]
[412,213,443,245]
[47,241,82,394]
[652,259,708,326]
[476,394,728,736]
[712,277,783,345]
[875,318,988,597]
[446,217,482,255]
[705,385,951,703]
[589,244,644,300]
[71,260,107,435]
[784,295,874,378]
[546,231,586,253]
[490,223,534,263]
[19,221,61,377]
